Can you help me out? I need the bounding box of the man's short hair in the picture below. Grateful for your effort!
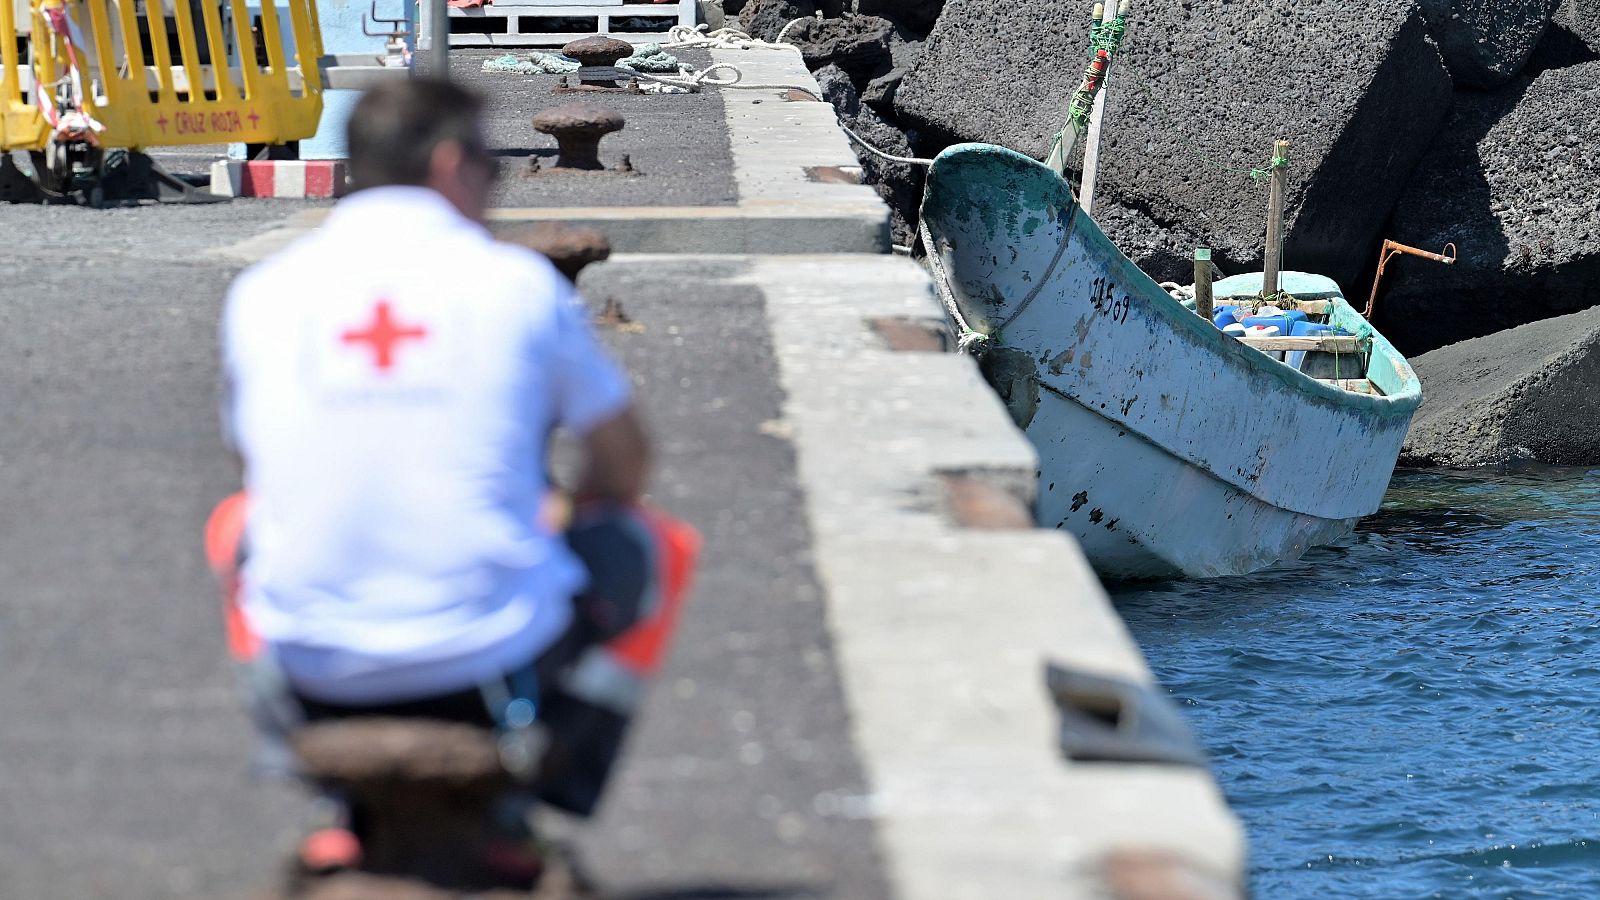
[346,78,486,191]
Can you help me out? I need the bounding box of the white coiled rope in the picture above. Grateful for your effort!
[661,22,805,51]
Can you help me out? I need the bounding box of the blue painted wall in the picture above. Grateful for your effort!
[231,0,413,160]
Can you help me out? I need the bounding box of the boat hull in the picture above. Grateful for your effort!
[1031,389,1358,579]
[920,143,1422,579]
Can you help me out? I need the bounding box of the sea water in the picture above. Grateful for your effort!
[1115,468,1600,898]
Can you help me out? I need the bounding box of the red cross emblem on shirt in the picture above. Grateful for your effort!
[341,300,428,372]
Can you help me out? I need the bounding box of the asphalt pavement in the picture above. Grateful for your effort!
[0,200,313,899]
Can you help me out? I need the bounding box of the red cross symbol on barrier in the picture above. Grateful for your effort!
[341,300,428,372]
[247,109,260,128]
[155,112,169,133]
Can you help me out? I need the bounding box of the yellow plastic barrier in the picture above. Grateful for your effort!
[2,1,48,149]
[2,0,324,152]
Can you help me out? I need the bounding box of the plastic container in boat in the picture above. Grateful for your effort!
[1291,320,1335,337]
[1213,306,1241,329]
[1243,309,1308,335]
[1222,323,1247,337]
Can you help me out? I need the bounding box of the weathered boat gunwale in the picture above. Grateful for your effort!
[1051,208,1421,419]
[921,143,1421,419]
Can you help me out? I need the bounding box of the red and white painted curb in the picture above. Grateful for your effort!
[209,160,349,199]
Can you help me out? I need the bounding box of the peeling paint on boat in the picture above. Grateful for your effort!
[921,144,1424,579]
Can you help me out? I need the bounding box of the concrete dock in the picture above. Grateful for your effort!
[0,43,1242,900]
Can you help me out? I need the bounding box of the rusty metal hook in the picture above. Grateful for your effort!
[1364,239,1456,319]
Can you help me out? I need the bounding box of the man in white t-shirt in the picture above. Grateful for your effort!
[212,79,654,877]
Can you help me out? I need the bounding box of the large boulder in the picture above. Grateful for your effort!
[1418,0,1555,89]
[861,30,925,109]
[1376,58,1600,354]
[816,64,924,247]
[1527,3,1600,72]
[856,0,944,35]
[895,0,1453,293]
[786,14,895,79]
[739,0,845,41]
[1553,0,1600,53]
[1400,305,1600,467]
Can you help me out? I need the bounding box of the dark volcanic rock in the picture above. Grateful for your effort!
[1553,0,1600,52]
[861,33,923,108]
[1090,200,1211,286]
[1400,305,1600,467]
[1418,0,1555,88]
[896,0,1453,294]
[787,15,894,78]
[739,0,845,41]
[815,63,859,115]
[857,0,944,34]
[862,66,906,111]
[1378,59,1600,354]
[888,31,924,70]
[816,64,924,247]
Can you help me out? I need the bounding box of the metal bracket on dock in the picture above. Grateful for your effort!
[1046,663,1210,767]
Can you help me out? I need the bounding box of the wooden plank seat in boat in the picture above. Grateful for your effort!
[1217,298,1334,316]
[1235,335,1364,353]
[1318,378,1378,395]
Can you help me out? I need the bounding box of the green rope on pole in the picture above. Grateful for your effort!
[1089,14,1128,52]
[1045,7,1132,175]
[1247,145,1291,182]
[1065,12,1130,135]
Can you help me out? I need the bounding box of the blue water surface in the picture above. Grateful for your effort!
[1114,468,1600,898]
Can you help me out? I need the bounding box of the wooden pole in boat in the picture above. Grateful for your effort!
[1262,139,1290,299]
[1194,248,1214,321]
[1078,0,1121,214]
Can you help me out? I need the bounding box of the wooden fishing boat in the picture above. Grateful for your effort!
[919,143,1423,579]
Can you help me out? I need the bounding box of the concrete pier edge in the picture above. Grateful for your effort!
[724,252,1247,899]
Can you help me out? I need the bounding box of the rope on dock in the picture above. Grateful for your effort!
[483,44,683,76]
[659,22,807,51]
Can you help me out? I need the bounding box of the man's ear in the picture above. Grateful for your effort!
[428,139,466,185]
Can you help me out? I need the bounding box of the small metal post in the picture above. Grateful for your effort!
[1262,139,1289,298]
[1194,248,1213,321]
[427,0,449,78]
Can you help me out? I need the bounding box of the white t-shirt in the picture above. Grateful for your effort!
[222,186,631,704]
